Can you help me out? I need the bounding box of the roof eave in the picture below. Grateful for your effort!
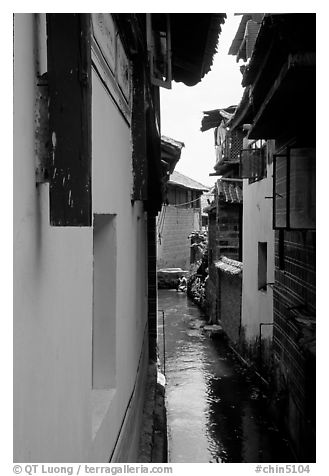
[170,13,226,87]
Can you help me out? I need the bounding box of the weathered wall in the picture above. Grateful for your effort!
[207,202,242,329]
[14,14,149,463]
[206,211,218,323]
[206,264,242,337]
[14,15,92,462]
[220,272,242,344]
[90,66,149,462]
[241,164,275,369]
[157,205,201,270]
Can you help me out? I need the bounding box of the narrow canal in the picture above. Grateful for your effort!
[158,289,294,463]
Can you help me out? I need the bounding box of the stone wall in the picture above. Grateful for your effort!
[220,272,242,345]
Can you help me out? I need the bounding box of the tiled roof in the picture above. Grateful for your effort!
[170,14,226,86]
[200,106,236,132]
[214,256,243,275]
[228,14,264,58]
[217,179,243,203]
[161,136,184,175]
[161,135,185,150]
[168,170,209,191]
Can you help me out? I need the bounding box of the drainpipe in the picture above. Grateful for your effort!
[147,214,158,362]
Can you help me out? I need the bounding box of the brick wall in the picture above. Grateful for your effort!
[206,202,242,329]
[157,205,201,270]
[206,263,242,338]
[273,229,316,460]
[207,204,242,330]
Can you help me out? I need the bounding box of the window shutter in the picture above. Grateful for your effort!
[289,148,315,229]
[47,14,92,226]
[273,147,315,230]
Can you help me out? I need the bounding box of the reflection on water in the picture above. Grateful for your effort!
[158,289,293,463]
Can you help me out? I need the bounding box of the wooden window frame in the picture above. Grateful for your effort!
[258,241,268,291]
[47,13,92,226]
[273,147,316,230]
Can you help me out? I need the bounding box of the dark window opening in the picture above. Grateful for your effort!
[273,147,315,230]
[240,139,267,183]
[258,242,267,291]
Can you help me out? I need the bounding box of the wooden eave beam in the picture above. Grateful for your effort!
[228,89,252,132]
[236,37,246,62]
[248,52,315,139]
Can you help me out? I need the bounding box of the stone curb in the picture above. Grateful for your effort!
[137,364,167,463]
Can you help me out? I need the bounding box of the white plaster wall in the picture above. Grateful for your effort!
[89,70,148,461]
[241,165,275,341]
[14,15,148,462]
[14,15,93,462]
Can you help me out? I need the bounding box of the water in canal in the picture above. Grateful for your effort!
[158,289,294,463]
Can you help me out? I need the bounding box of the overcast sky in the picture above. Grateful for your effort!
[160,13,244,188]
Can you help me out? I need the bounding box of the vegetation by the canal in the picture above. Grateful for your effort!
[187,230,209,314]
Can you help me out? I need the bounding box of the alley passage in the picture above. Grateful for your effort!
[158,289,294,463]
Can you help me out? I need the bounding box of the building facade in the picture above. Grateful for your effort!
[200,14,316,460]
[228,13,316,460]
[239,139,275,375]
[13,13,226,462]
[201,107,243,333]
[157,170,208,271]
